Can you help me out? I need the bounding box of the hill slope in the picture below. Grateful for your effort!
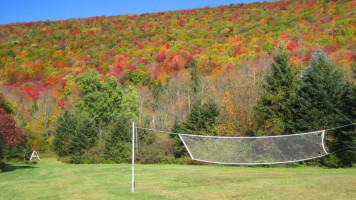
[1,0,355,95]
[0,0,355,150]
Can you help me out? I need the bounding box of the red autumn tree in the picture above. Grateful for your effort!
[0,108,26,149]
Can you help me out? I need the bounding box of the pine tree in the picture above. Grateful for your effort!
[52,111,77,156]
[181,98,220,135]
[292,50,352,167]
[104,115,132,163]
[255,48,300,135]
[336,63,356,167]
[170,99,220,158]
[53,70,141,163]
[68,114,97,163]
[104,85,140,163]
[170,116,186,158]
[292,50,347,132]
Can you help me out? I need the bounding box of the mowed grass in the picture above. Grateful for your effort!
[1,157,356,200]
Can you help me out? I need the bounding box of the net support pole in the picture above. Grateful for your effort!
[132,122,135,193]
[322,130,328,154]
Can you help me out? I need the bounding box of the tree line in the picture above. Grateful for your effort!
[1,48,355,167]
[53,48,355,167]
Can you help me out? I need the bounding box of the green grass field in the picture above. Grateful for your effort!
[1,156,356,200]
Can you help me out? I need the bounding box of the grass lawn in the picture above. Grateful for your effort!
[1,156,356,200]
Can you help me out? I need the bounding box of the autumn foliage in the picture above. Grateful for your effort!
[0,0,354,103]
[0,0,355,162]
[0,108,26,147]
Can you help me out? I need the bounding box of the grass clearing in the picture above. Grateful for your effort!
[1,157,356,200]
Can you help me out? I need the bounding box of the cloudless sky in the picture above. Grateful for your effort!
[0,0,272,25]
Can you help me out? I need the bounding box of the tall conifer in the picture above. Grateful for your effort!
[292,50,347,132]
[255,48,299,135]
[292,50,353,167]
[336,64,356,166]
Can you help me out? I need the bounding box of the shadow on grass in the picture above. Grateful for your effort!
[0,162,37,173]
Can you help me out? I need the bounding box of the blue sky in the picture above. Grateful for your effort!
[0,0,272,25]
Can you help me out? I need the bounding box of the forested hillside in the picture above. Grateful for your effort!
[0,0,355,165]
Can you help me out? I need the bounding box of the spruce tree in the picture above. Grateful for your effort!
[337,64,356,166]
[171,116,187,158]
[52,111,77,156]
[181,98,220,135]
[292,50,352,167]
[68,114,97,163]
[255,48,300,135]
[104,115,132,163]
[292,50,347,132]
[171,98,220,158]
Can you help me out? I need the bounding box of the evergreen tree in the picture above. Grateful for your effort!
[292,50,352,167]
[52,111,77,156]
[255,48,300,135]
[53,70,141,163]
[69,114,97,163]
[170,98,220,158]
[182,98,220,135]
[170,116,186,158]
[104,116,132,163]
[104,85,139,163]
[335,63,356,167]
[292,50,347,132]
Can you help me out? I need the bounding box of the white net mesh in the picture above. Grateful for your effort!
[179,130,328,165]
